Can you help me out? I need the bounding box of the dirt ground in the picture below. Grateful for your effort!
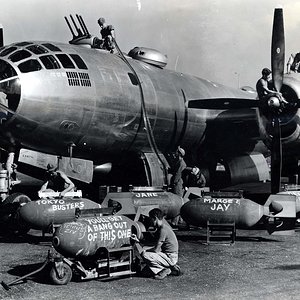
[1,227,300,300]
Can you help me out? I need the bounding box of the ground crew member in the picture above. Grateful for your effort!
[131,208,181,280]
[287,54,295,74]
[170,146,187,197]
[169,146,187,226]
[186,166,206,188]
[256,67,287,112]
[97,17,115,52]
[39,164,75,198]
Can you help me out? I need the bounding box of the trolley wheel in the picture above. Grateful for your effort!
[49,262,72,285]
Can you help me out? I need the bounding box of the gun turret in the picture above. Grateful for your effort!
[64,14,96,47]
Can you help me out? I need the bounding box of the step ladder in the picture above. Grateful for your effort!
[206,221,236,244]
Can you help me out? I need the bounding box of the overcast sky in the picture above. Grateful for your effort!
[2,0,300,88]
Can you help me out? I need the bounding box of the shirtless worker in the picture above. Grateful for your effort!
[38,163,75,198]
[131,208,181,280]
[256,67,288,110]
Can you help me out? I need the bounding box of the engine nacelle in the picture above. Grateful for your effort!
[215,153,270,186]
[257,76,300,155]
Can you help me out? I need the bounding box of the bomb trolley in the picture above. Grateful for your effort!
[48,244,136,285]
[1,244,136,290]
[48,209,143,285]
[1,205,148,288]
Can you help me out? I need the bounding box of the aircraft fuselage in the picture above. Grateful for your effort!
[0,41,258,163]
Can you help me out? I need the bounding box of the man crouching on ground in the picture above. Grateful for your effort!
[131,208,181,280]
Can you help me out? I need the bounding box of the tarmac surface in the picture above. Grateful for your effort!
[1,227,300,300]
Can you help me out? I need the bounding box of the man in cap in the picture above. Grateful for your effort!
[38,164,75,198]
[170,146,187,197]
[256,67,287,108]
[186,166,206,188]
[97,17,115,52]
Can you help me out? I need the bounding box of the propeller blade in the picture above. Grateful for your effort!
[187,98,259,110]
[270,117,282,194]
[0,24,3,48]
[271,8,285,92]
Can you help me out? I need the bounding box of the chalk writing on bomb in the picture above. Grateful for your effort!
[134,192,158,198]
[35,199,85,211]
[85,216,132,242]
[63,223,87,239]
[203,198,240,211]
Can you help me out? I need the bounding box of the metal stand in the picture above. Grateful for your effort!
[96,246,135,279]
[206,221,236,244]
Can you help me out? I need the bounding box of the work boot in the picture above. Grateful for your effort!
[170,264,182,276]
[154,268,171,280]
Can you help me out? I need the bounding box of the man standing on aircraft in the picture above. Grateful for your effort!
[131,208,181,280]
[97,17,115,53]
[39,164,75,198]
[256,68,287,111]
[291,52,300,72]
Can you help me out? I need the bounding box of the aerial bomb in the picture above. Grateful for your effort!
[52,214,143,257]
[19,197,101,230]
[101,189,183,220]
[180,191,286,229]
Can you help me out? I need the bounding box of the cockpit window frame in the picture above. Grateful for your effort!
[14,42,33,47]
[69,54,88,70]
[9,49,32,63]
[18,59,42,73]
[55,54,75,69]
[42,43,62,52]
[0,59,18,81]
[0,47,18,57]
[26,45,49,55]
[39,54,61,70]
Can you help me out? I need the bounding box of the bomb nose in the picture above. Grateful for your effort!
[269,201,283,215]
